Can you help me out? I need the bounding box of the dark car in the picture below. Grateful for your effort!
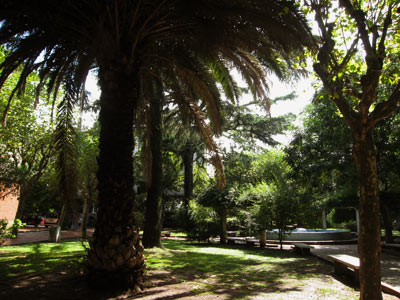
[22,215,45,227]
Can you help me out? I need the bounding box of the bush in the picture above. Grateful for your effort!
[0,218,26,243]
[187,201,219,242]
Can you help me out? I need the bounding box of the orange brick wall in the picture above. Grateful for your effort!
[0,184,20,222]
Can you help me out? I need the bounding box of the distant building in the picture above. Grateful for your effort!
[0,184,19,223]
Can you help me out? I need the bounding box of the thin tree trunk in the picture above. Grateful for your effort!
[81,195,88,239]
[381,202,393,243]
[352,131,382,300]
[220,207,227,244]
[143,79,163,248]
[182,146,194,229]
[259,230,266,248]
[87,63,145,291]
[15,185,29,220]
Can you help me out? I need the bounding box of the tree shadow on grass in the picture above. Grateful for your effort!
[0,244,86,281]
[0,240,343,300]
[138,241,335,299]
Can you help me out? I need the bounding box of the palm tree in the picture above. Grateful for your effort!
[0,0,312,291]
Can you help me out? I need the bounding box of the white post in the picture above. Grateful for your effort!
[355,208,360,235]
[322,209,327,229]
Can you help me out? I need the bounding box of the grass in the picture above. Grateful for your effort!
[0,239,360,299]
[0,241,88,280]
[144,240,356,298]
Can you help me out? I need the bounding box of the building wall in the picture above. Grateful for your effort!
[0,184,19,223]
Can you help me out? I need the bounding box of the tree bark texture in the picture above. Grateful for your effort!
[87,63,145,291]
[143,79,163,248]
[352,131,382,300]
[219,208,227,244]
[259,230,266,248]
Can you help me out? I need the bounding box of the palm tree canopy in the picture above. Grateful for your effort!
[0,0,312,118]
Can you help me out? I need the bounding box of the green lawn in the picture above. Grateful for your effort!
[0,239,360,300]
[0,241,88,280]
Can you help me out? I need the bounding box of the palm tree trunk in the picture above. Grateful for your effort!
[352,131,382,300]
[87,63,145,291]
[143,79,163,248]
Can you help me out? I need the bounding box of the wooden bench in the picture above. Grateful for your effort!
[227,237,246,245]
[328,254,360,284]
[292,243,314,255]
[245,238,259,247]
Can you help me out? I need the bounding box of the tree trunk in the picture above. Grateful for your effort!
[81,195,88,239]
[182,146,194,229]
[352,131,382,300]
[259,230,266,248]
[15,185,29,220]
[219,207,227,244]
[381,202,393,243]
[143,79,163,248]
[87,63,145,291]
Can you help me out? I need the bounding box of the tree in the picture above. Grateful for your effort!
[308,1,400,298]
[0,72,55,219]
[197,184,240,244]
[54,85,79,228]
[285,98,359,225]
[77,125,99,238]
[0,0,312,291]
[240,150,302,249]
[142,79,164,248]
[287,96,400,239]
[222,92,298,150]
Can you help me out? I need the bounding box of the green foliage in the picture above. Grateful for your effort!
[285,98,358,209]
[222,96,297,150]
[187,200,219,241]
[0,218,8,240]
[197,184,241,213]
[0,218,25,240]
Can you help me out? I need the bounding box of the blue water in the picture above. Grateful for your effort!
[271,228,348,233]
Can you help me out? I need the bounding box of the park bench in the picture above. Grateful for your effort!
[245,238,258,247]
[292,243,314,255]
[227,237,246,245]
[328,254,360,284]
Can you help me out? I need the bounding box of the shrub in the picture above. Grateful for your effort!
[187,201,219,242]
[0,218,26,243]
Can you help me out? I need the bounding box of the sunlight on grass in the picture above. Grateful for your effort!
[145,240,322,287]
[0,239,360,299]
[0,241,88,279]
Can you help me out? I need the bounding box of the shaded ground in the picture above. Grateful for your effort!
[1,257,398,300]
[312,244,400,292]
[1,240,399,300]
[2,230,400,299]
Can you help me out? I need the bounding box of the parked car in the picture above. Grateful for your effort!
[22,215,45,227]
[44,213,58,227]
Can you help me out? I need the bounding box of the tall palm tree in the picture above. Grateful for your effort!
[140,48,277,247]
[0,0,312,291]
